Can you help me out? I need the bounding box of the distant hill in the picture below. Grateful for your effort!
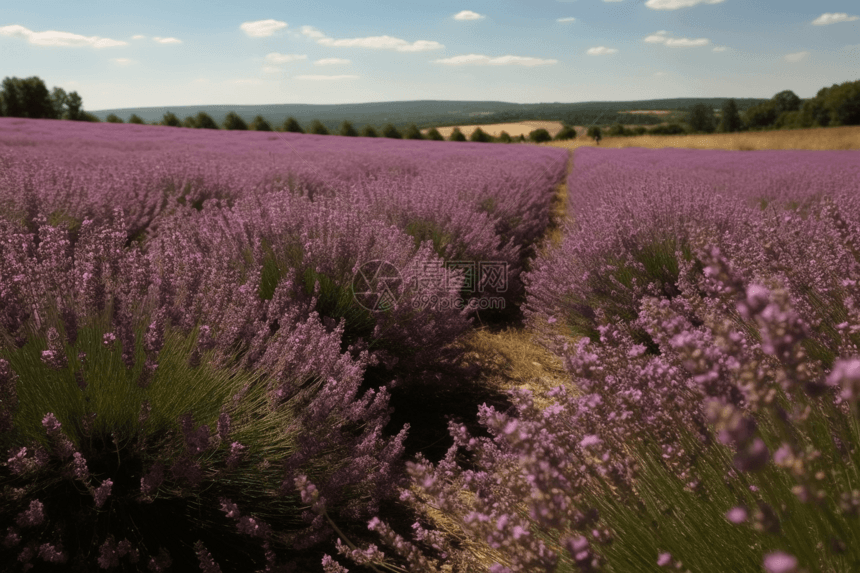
[90,98,768,131]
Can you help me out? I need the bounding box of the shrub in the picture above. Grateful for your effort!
[280,117,304,133]
[607,123,630,137]
[688,103,717,133]
[223,112,248,131]
[128,114,145,124]
[718,98,743,133]
[381,123,402,139]
[105,114,124,124]
[194,112,219,130]
[650,123,687,135]
[181,115,196,128]
[425,127,444,141]
[161,112,182,127]
[448,127,466,142]
[337,120,358,137]
[632,126,647,135]
[586,126,602,142]
[80,112,101,123]
[528,128,552,143]
[403,123,424,140]
[497,130,513,143]
[249,115,273,132]
[307,119,330,135]
[554,125,577,141]
[469,127,492,143]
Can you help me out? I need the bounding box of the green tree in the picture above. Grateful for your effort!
[743,100,778,130]
[359,124,378,137]
[607,123,630,137]
[250,115,273,131]
[497,131,513,143]
[0,76,56,119]
[688,103,716,133]
[470,127,492,142]
[650,123,687,135]
[105,113,124,124]
[448,127,466,142]
[63,91,84,120]
[307,119,329,135]
[772,90,802,116]
[518,134,526,142]
[161,111,181,127]
[528,128,552,143]
[587,126,602,144]
[281,116,304,133]
[425,127,444,141]
[181,116,195,128]
[403,123,424,140]
[49,87,68,119]
[718,98,742,133]
[128,114,145,124]
[554,125,577,141]
[338,120,358,137]
[80,111,101,122]
[381,123,402,139]
[223,111,248,130]
[194,112,219,129]
[632,126,647,136]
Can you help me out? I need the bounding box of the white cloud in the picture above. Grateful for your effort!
[645,0,724,9]
[314,57,351,65]
[231,78,264,85]
[240,19,288,37]
[434,54,558,66]
[132,34,146,40]
[453,10,485,20]
[300,26,443,52]
[0,24,128,48]
[586,46,618,55]
[712,45,727,52]
[111,57,133,65]
[784,51,809,63]
[265,52,307,64]
[262,66,283,74]
[295,74,359,80]
[644,30,710,47]
[153,37,182,44]
[654,71,668,76]
[811,13,859,26]
[557,17,577,23]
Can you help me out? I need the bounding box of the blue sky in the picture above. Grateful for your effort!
[1,0,858,110]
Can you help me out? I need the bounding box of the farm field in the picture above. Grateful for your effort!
[423,120,568,139]
[2,117,860,573]
[547,124,860,151]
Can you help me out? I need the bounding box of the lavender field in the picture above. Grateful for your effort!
[2,118,860,573]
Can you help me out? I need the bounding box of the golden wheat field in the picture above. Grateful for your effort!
[545,124,860,151]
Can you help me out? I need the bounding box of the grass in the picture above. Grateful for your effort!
[543,125,860,151]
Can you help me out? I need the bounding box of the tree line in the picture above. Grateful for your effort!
[0,76,98,122]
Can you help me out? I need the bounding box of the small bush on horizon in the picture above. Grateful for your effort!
[338,120,358,137]
[650,122,687,135]
[497,130,513,143]
[181,115,196,128]
[359,124,378,137]
[403,123,424,140]
[448,127,466,142]
[529,128,552,143]
[425,127,444,141]
[105,114,123,124]
[127,114,144,124]
[160,111,181,127]
[280,116,304,133]
[249,115,273,132]
[381,123,402,139]
[307,119,330,135]
[469,127,492,143]
[193,112,219,130]
[688,103,717,133]
[223,111,248,131]
[554,125,577,141]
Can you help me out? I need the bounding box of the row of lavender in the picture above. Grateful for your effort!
[377,148,860,573]
[0,117,566,571]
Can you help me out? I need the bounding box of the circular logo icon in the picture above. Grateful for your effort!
[352,260,403,312]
